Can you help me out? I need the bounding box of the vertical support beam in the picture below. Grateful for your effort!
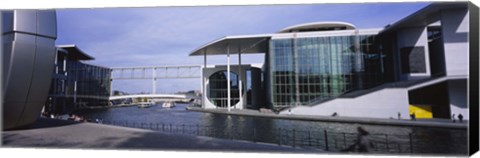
[73,80,77,108]
[63,56,67,72]
[227,44,231,112]
[203,49,207,108]
[293,33,301,106]
[120,69,123,79]
[110,69,113,96]
[238,46,243,109]
[354,30,363,90]
[152,68,156,94]
[54,51,58,73]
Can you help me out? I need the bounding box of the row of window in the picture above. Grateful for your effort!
[208,71,241,107]
[49,58,112,114]
[269,35,384,107]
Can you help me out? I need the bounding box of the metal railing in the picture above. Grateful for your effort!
[100,120,427,153]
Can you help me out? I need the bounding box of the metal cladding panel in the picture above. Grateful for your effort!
[16,102,41,127]
[1,11,14,34]
[13,10,37,34]
[2,42,13,92]
[26,37,56,102]
[3,40,36,129]
[2,101,24,129]
[37,10,57,38]
[4,36,36,103]
[2,10,57,129]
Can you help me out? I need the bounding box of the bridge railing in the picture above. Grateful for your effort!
[100,120,429,154]
[111,65,201,80]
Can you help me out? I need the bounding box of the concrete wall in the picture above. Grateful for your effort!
[286,89,410,119]
[250,67,263,109]
[441,9,469,76]
[448,79,468,120]
[202,65,249,109]
[264,51,272,108]
[396,27,431,80]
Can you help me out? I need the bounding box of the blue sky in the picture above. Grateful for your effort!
[56,2,430,93]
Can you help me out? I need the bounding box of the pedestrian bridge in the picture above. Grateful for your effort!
[109,94,188,101]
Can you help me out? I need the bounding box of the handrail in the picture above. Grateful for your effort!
[94,120,465,154]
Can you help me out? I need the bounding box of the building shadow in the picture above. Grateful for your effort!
[5,118,80,131]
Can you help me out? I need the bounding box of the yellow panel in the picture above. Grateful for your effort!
[409,105,433,119]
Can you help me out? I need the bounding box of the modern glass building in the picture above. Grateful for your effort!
[190,2,471,119]
[269,34,383,107]
[46,45,111,115]
[191,22,384,110]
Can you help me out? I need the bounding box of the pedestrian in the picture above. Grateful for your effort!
[397,112,401,120]
[458,114,463,123]
[74,115,82,122]
[332,112,338,117]
[452,113,456,123]
[342,126,374,152]
[67,113,75,121]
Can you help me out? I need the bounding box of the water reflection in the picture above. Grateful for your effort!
[75,103,467,154]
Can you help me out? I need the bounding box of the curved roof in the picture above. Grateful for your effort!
[56,44,94,60]
[277,21,356,33]
[189,34,271,56]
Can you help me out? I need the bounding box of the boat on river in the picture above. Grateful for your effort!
[162,101,175,108]
[137,102,155,108]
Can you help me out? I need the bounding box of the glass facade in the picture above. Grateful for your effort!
[67,61,111,97]
[208,71,241,108]
[48,51,111,114]
[358,35,384,88]
[269,35,383,108]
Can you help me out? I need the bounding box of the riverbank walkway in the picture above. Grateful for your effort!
[2,118,318,153]
[186,107,467,129]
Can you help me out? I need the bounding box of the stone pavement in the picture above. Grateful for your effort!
[2,118,319,153]
[186,107,468,129]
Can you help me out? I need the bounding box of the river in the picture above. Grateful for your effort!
[74,103,468,154]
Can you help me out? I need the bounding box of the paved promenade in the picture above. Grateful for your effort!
[2,118,318,153]
[186,107,467,129]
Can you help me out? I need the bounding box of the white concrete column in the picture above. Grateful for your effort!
[54,52,58,73]
[227,44,231,112]
[293,33,301,106]
[73,80,77,108]
[109,69,113,96]
[203,49,207,108]
[238,47,243,109]
[152,68,156,94]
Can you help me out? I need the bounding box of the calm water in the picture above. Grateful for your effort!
[75,103,468,154]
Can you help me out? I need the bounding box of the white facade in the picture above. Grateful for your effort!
[202,65,249,109]
[441,9,469,76]
[286,3,470,120]
[192,3,470,120]
[285,89,409,119]
[396,27,432,80]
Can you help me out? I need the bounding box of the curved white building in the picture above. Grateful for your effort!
[277,21,356,33]
[190,2,471,120]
